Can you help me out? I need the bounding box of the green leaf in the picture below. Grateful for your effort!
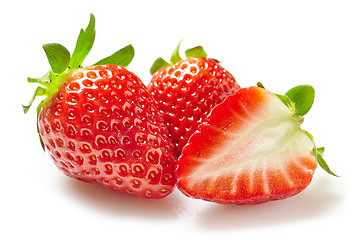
[316,147,325,156]
[22,86,47,113]
[276,93,296,112]
[257,82,265,88]
[170,41,182,64]
[313,147,339,177]
[150,57,170,75]
[42,43,70,74]
[27,71,51,85]
[285,85,315,117]
[185,46,207,58]
[69,13,96,69]
[306,131,338,177]
[257,82,296,112]
[94,44,134,67]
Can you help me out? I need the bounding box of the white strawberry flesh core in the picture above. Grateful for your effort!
[189,90,314,185]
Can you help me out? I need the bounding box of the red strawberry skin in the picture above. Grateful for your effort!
[38,65,177,199]
[147,57,239,157]
[176,87,317,204]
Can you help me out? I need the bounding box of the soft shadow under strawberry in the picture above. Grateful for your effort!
[194,176,341,230]
[63,178,181,219]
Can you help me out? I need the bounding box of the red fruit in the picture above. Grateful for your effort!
[176,86,337,204]
[40,65,176,198]
[147,45,239,157]
[24,14,176,199]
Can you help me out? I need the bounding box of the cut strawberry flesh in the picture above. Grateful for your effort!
[176,86,317,204]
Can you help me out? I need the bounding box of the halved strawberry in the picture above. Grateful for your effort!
[176,85,337,204]
[147,43,239,157]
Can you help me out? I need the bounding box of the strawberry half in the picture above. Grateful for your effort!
[147,43,239,157]
[176,85,337,204]
[24,14,177,199]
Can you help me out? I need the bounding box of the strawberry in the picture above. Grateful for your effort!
[176,84,337,204]
[147,43,239,157]
[24,14,177,199]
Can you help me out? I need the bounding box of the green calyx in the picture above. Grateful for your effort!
[257,82,338,177]
[257,82,313,121]
[23,13,135,149]
[150,41,208,75]
[24,13,134,112]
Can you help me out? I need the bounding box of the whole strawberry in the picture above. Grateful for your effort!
[148,43,240,157]
[24,14,177,199]
[176,84,338,204]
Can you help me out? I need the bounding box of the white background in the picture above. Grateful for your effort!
[1,0,354,239]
